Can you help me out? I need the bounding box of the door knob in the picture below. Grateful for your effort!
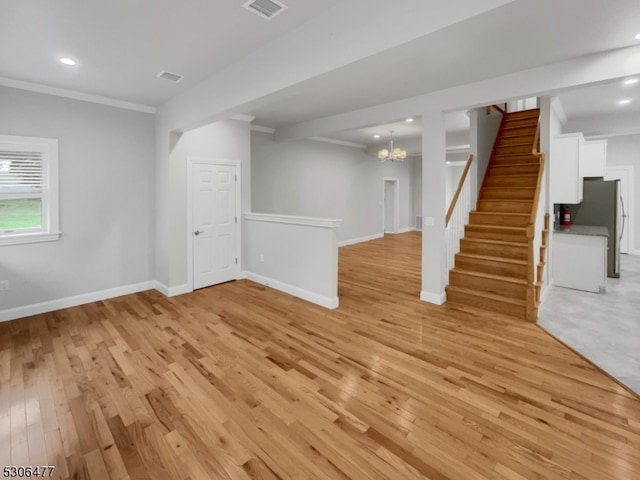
[194,230,201,236]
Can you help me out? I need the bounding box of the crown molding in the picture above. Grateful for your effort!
[251,124,276,134]
[231,114,256,123]
[0,76,156,114]
[446,143,471,153]
[309,136,367,149]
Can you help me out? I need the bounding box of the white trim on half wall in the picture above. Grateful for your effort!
[243,271,339,309]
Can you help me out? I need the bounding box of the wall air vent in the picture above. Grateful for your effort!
[156,70,184,83]
[242,0,287,20]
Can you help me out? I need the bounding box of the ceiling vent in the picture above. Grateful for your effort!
[156,70,184,83]
[243,0,287,20]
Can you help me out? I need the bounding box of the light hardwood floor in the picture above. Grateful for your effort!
[1,231,639,479]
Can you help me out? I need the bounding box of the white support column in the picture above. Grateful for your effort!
[420,110,448,304]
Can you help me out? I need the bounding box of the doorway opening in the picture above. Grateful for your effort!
[383,177,400,234]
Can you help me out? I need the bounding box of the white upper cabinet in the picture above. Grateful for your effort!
[581,139,607,178]
[552,133,584,204]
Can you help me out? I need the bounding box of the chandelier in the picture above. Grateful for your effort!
[378,130,406,162]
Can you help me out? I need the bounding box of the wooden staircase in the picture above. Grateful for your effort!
[446,108,548,322]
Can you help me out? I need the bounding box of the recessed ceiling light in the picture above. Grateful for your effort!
[405,117,414,123]
[619,99,632,105]
[59,57,76,66]
[373,135,380,139]
[636,32,640,40]
[624,78,638,85]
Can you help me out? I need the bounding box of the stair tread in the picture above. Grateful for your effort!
[502,124,536,130]
[503,117,538,122]
[489,163,540,168]
[478,200,533,205]
[462,238,529,248]
[467,224,528,231]
[446,285,526,306]
[456,252,527,265]
[450,268,528,285]
[498,133,536,139]
[505,111,540,118]
[502,121,538,127]
[483,186,535,190]
[492,153,542,158]
[471,211,529,217]
[486,174,538,178]
[495,143,535,147]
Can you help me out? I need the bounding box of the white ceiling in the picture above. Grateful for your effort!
[1,0,639,137]
[0,0,340,106]
[556,77,640,120]
[327,111,471,145]
[245,0,640,131]
[329,75,640,147]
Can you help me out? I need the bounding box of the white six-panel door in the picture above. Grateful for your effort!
[192,162,238,289]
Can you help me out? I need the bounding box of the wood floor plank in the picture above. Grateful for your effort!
[2,231,639,479]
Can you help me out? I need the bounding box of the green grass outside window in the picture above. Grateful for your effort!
[0,198,42,229]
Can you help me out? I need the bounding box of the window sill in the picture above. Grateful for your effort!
[0,232,61,246]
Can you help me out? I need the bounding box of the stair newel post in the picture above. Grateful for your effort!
[526,225,536,322]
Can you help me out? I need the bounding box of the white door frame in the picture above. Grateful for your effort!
[382,177,400,234]
[605,165,635,255]
[186,157,242,292]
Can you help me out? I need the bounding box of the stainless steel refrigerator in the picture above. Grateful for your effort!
[569,178,623,278]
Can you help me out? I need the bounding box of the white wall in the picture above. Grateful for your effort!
[470,107,502,204]
[0,86,155,314]
[251,133,415,243]
[244,214,340,309]
[605,134,640,253]
[411,155,422,223]
[167,120,251,291]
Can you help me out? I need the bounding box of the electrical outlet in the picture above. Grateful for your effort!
[0,280,9,291]
[259,254,264,262]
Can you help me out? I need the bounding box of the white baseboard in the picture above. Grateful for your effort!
[243,271,339,309]
[397,227,414,234]
[0,281,156,323]
[338,233,384,247]
[420,290,447,305]
[152,281,192,297]
[153,281,169,296]
[539,281,551,305]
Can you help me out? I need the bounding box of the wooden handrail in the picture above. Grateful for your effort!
[529,153,546,225]
[491,104,507,115]
[532,122,540,154]
[445,154,474,227]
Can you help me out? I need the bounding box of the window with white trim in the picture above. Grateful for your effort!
[0,135,60,246]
